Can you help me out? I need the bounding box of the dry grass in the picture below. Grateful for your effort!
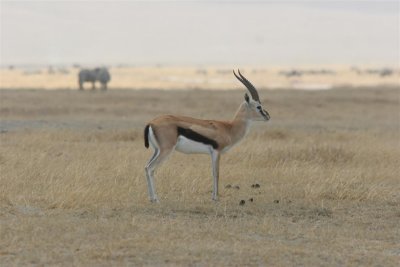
[1,66,399,90]
[0,87,399,266]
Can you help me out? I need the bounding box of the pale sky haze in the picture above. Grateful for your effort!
[1,0,399,66]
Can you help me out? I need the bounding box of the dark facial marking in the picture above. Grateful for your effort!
[177,127,219,149]
[244,93,250,103]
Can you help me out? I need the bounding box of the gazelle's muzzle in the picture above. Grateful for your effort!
[262,109,270,121]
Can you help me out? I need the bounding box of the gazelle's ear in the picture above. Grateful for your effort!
[244,93,250,103]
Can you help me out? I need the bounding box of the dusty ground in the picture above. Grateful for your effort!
[0,87,399,266]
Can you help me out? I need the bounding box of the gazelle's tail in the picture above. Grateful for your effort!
[144,124,150,148]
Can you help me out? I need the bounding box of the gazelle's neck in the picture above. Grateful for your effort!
[229,102,252,145]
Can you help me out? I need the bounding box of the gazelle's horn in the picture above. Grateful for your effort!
[233,69,260,102]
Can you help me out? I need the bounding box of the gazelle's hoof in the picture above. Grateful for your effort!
[212,196,219,201]
[150,198,159,203]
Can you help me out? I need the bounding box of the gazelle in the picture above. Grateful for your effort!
[144,70,270,202]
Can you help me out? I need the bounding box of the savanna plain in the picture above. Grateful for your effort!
[0,87,399,266]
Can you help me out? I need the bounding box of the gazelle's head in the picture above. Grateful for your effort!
[233,69,270,121]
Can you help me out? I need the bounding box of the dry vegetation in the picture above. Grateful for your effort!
[1,66,399,90]
[0,87,399,266]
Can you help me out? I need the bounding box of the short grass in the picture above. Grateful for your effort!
[0,87,399,266]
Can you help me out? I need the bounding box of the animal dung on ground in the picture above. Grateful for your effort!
[249,198,254,202]
[274,199,280,204]
[251,183,261,188]
[225,184,239,189]
[239,200,246,206]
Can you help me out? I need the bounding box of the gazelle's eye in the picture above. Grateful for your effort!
[257,106,262,110]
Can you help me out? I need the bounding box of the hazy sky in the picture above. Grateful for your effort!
[1,0,399,66]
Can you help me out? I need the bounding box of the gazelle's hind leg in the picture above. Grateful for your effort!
[145,150,173,202]
[145,149,160,202]
[145,126,174,202]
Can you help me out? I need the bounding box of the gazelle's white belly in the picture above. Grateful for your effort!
[175,136,212,154]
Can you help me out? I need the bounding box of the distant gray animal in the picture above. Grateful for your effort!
[279,69,303,78]
[78,68,111,90]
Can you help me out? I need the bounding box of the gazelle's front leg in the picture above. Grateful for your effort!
[211,150,220,201]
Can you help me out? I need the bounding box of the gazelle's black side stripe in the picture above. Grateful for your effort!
[177,127,219,149]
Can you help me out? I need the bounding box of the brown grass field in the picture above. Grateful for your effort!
[0,86,399,266]
[1,66,399,90]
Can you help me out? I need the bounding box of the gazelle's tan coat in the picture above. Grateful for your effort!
[144,70,270,202]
